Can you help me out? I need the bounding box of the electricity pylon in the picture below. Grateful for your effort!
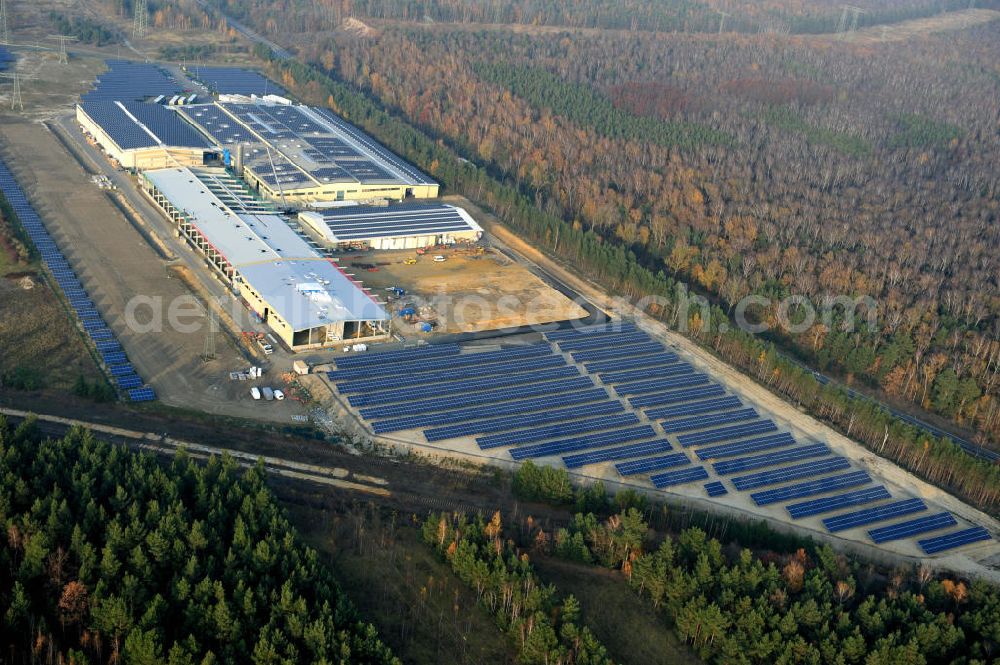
[0,71,35,112]
[0,0,9,45]
[133,0,148,39]
[47,35,79,65]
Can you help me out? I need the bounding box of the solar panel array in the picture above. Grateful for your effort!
[704,481,728,497]
[317,203,479,242]
[328,322,992,555]
[81,100,211,150]
[0,158,154,402]
[201,102,435,188]
[312,107,436,185]
[82,60,182,103]
[188,67,286,96]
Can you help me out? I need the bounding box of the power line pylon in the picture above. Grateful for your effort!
[717,10,731,34]
[0,0,10,45]
[133,0,148,39]
[0,71,33,112]
[47,35,79,64]
[837,5,866,39]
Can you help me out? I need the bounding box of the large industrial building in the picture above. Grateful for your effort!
[76,101,217,170]
[298,203,483,250]
[176,101,439,203]
[141,167,390,350]
[77,62,437,203]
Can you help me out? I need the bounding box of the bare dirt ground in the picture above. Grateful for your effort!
[0,273,103,391]
[340,245,586,335]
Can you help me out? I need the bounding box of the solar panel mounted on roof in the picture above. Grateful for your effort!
[319,204,480,241]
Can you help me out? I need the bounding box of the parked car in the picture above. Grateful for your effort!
[250,387,261,400]
[433,255,446,262]
[262,386,274,401]
[274,389,285,401]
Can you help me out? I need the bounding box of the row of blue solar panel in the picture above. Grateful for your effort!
[823,498,927,533]
[335,351,561,392]
[678,419,777,447]
[695,432,796,461]
[616,453,690,476]
[554,331,651,352]
[188,67,286,96]
[750,470,872,506]
[713,443,829,476]
[545,322,637,341]
[328,343,550,380]
[479,413,640,450]
[918,527,992,554]
[0,162,151,400]
[333,342,459,369]
[651,466,709,488]
[705,481,728,497]
[372,387,608,434]
[629,383,724,409]
[429,400,624,443]
[786,486,892,519]
[616,373,709,398]
[348,366,581,407]
[358,376,594,419]
[869,513,957,544]
[572,342,664,363]
[645,395,742,421]
[510,425,658,461]
[82,60,181,103]
[563,438,672,469]
[732,456,849,491]
[585,352,680,374]
[661,407,758,434]
[599,363,693,386]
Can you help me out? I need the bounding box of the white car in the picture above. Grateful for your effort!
[250,386,261,400]
[433,255,446,262]
[273,389,285,401]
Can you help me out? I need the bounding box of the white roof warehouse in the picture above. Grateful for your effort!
[299,203,483,250]
[141,167,389,350]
